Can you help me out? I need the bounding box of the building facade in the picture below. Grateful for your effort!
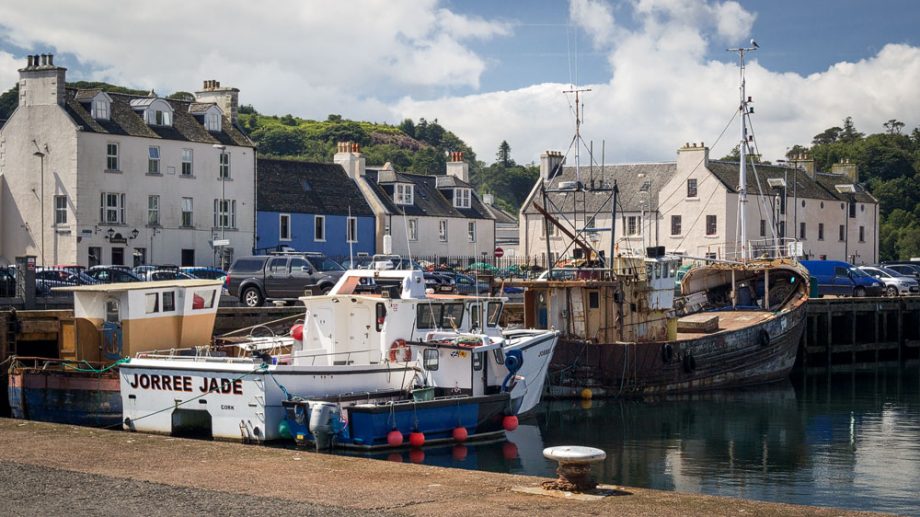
[0,54,255,267]
[520,144,879,265]
[255,157,375,257]
[336,145,495,258]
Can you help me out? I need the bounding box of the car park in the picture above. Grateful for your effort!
[180,267,227,281]
[883,263,920,280]
[858,266,920,296]
[226,253,346,307]
[800,260,884,297]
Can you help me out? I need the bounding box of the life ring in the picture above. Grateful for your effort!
[388,339,412,362]
[759,329,770,348]
[661,343,674,364]
[682,352,696,373]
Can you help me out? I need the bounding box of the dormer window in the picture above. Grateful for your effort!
[205,111,221,132]
[395,183,414,205]
[89,92,112,120]
[130,98,174,127]
[453,188,471,209]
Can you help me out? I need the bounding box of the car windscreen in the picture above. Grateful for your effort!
[850,267,870,278]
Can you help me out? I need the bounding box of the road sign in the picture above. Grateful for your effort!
[494,247,504,258]
[212,239,230,247]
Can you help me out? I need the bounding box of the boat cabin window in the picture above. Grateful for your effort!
[469,303,481,329]
[423,348,439,371]
[145,293,159,314]
[375,302,387,331]
[162,291,176,312]
[588,291,600,309]
[416,303,464,329]
[473,352,483,371]
[105,299,119,323]
[487,302,503,327]
[192,289,215,310]
[492,348,505,365]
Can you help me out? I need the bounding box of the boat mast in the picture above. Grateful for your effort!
[728,43,757,260]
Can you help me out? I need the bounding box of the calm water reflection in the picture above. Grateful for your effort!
[378,366,920,515]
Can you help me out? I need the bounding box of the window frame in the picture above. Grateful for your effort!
[705,214,717,236]
[106,142,119,172]
[92,98,109,120]
[453,188,471,209]
[205,111,221,132]
[147,146,160,175]
[670,215,681,236]
[147,195,160,226]
[181,148,194,176]
[54,195,67,225]
[395,183,414,205]
[346,216,357,243]
[214,199,236,229]
[279,213,292,241]
[687,178,698,198]
[219,152,231,180]
[99,192,126,224]
[818,223,825,241]
[439,219,448,241]
[408,219,418,241]
[467,221,476,242]
[314,215,326,242]
[181,197,194,227]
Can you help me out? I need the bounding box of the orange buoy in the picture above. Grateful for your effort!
[409,431,426,448]
[290,324,304,340]
[502,415,519,432]
[452,426,468,442]
[386,429,403,447]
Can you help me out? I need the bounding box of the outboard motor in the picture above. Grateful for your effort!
[308,401,342,451]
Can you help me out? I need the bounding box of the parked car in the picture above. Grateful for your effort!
[0,267,16,297]
[143,270,196,282]
[423,272,456,293]
[800,260,884,297]
[438,271,490,295]
[227,253,346,307]
[35,268,97,294]
[858,266,920,296]
[882,263,920,280]
[180,267,227,281]
[84,267,143,284]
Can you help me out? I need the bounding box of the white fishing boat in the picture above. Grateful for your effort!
[120,266,558,443]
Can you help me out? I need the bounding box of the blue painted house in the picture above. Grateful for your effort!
[256,158,375,257]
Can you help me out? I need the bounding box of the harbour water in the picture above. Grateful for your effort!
[369,365,920,515]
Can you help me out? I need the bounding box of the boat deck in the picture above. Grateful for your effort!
[675,310,772,341]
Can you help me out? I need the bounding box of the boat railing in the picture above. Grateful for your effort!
[694,238,801,262]
[289,348,383,366]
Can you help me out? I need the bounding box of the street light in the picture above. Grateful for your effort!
[33,149,45,266]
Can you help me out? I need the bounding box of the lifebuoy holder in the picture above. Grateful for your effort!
[388,339,412,362]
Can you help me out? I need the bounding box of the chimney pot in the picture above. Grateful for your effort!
[48,54,53,66]
[26,55,33,67]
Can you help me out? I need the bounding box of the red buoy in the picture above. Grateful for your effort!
[452,426,468,442]
[386,429,403,447]
[502,441,518,460]
[408,431,426,448]
[290,324,304,341]
[502,415,519,432]
[451,444,468,461]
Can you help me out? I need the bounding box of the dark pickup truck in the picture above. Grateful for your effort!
[226,253,345,307]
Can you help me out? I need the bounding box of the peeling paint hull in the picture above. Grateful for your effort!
[8,368,122,428]
[549,302,807,397]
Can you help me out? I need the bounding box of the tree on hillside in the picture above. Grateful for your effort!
[883,119,905,135]
[167,91,194,102]
[398,118,416,138]
[497,140,513,167]
[0,85,18,120]
[319,120,369,146]
[840,116,863,142]
[812,126,841,145]
[254,126,308,156]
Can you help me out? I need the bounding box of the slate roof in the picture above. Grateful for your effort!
[257,158,374,217]
[434,175,472,189]
[64,88,253,148]
[522,162,678,214]
[363,169,493,220]
[707,160,876,203]
[484,203,518,225]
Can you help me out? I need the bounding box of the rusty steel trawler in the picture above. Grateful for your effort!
[514,44,809,397]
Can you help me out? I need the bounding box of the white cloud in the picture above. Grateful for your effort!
[397,1,920,166]
[0,0,917,171]
[0,0,510,118]
[0,50,18,92]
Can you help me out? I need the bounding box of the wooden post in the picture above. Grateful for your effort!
[826,308,833,368]
[874,309,880,365]
[898,303,904,365]
[851,307,857,365]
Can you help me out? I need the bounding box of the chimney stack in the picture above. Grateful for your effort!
[18,52,66,107]
[831,158,858,183]
[194,79,240,124]
[483,193,494,205]
[540,151,565,181]
[676,142,709,173]
[334,140,366,180]
[445,151,469,182]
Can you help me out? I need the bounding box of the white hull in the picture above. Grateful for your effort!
[503,330,559,415]
[120,358,419,443]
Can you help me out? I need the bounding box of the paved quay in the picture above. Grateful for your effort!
[0,419,883,516]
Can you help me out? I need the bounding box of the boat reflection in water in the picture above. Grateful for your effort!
[367,368,920,516]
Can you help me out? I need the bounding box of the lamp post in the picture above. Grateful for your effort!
[33,149,45,266]
[213,144,227,268]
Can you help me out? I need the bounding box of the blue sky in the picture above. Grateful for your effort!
[1,0,918,163]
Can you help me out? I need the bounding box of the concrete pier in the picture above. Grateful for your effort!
[0,419,881,516]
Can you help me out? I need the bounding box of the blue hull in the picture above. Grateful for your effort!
[8,370,122,428]
[284,393,510,449]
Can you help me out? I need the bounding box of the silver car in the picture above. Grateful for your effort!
[858,266,920,296]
